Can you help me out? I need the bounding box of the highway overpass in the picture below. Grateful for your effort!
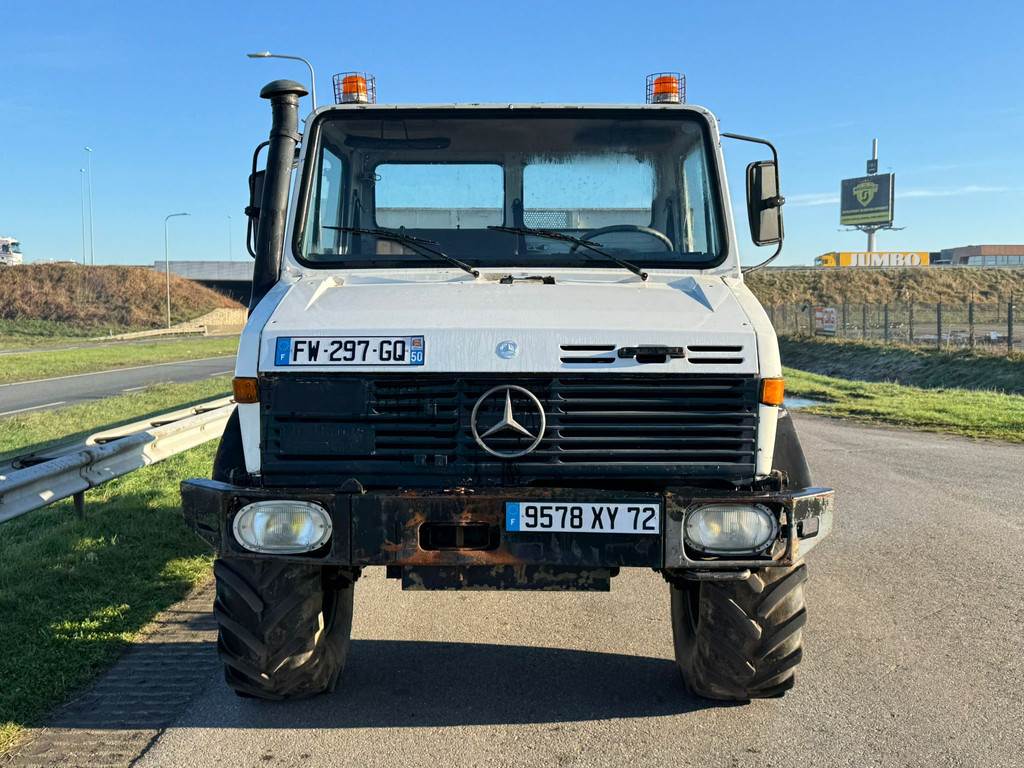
[153,260,252,303]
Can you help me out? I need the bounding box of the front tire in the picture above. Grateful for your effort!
[670,563,808,700]
[214,558,355,700]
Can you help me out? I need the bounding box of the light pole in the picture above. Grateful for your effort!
[84,147,95,265]
[227,214,233,260]
[163,212,190,329]
[246,51,317,110]
[79,169,88,265]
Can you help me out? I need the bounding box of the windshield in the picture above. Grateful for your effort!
[296,109,724,270]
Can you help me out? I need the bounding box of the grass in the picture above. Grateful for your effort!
[747,265,1024,306]
[0,377,231,461]
[0,319,106,347]
[779,335,1024,395]
[0,264,241,334]
[0,336,238,385]
[785,367,1024,443]
[0,444,216,755]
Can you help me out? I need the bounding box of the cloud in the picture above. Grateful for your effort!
[786,184,1020,208]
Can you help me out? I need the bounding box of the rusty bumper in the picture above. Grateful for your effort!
[181,479,833,571]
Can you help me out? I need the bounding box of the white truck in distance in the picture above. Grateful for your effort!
[182,73,834,702]
[0,236,23,266]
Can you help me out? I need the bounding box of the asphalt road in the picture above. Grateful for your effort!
[0,356,235,417]
[11,416,1024,767]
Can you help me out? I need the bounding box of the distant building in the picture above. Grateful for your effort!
[937,244,1024,266]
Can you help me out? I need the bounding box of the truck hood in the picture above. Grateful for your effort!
[257,270,758,374]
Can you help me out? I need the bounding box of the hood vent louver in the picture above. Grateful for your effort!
[560,343,746,366]
[560,344,617,365]
[685,344,744,365]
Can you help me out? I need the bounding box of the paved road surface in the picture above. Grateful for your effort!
[0,357,235,417]
[7,416,1023,767]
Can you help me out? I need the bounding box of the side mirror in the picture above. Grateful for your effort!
[745,160,785,246]
[244,169,265,259]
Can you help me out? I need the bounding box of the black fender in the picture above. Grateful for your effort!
[212,408,248,485]
[772,408,812,489]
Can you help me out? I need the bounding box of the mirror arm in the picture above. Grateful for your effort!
[721,132,784,274]
[245,141,271,259]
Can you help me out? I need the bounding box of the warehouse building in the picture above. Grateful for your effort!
[936,244,1024,266]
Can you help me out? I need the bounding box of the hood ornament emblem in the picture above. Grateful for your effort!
[471,385,546,458]
[496,340,519,359]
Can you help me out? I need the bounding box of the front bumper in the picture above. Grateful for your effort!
[181,480,834,572]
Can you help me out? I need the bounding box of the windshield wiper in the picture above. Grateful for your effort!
[323,226,479,277]
[487,225,648,281]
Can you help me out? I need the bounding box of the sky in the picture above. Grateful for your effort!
[2,0,1022,267]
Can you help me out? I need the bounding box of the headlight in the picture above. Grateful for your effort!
[232,500,332,554]
[684,503,778,556]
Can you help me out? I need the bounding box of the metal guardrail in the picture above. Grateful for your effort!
[0,403,233,524]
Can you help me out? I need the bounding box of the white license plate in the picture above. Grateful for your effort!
[275,336,425,366]
[505,501,661,534]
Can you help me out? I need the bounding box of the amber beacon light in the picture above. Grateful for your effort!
[646,72,686,104]
[333,72,377,104]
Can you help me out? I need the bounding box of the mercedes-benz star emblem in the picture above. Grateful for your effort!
[470,385,546,459]
[496,340,519,359]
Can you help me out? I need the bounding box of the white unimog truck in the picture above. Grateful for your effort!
[182,72,834,702]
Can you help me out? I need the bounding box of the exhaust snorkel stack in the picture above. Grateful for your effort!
[250,79,308,312]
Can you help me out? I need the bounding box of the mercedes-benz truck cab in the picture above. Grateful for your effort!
[182,72,834,702]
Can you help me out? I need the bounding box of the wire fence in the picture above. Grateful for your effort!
[767,297,1020,353]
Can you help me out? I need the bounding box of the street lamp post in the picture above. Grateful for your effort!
[163,213,190,329]
[84,147,95,265]
[246,51,317,110]
[227,214,233,260]
[79,169,88,265]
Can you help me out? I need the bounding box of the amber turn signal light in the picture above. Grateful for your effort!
[759,378,785,407]
[233,377,259,404]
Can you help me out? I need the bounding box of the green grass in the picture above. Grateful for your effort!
[0,336,238,384]
[785,366,1024,442]
[0,319,108,347]
[779,335,1024,395]
[0,377,231,461]
[0,444,216,755]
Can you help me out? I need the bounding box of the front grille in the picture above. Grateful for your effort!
[260,374,758,487]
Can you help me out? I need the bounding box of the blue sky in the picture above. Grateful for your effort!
[2,0,1022,267]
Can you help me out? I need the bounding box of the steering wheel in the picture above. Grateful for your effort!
[568,225,674,253]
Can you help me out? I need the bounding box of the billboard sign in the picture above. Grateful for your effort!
[840,173,894,226]
[816,251,930,268]
[814,307,837,336]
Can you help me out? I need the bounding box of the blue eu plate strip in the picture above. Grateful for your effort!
[275,337,292,366]
[411,336,425,365]
[505,502,521,532]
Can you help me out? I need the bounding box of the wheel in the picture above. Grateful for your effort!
[214,558,355,700]
[670,563,808,700]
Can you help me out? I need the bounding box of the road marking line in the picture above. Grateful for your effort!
[0,355,236,389]
[207,371,233,377]
[0,401,67,417]
[122,386,148,392]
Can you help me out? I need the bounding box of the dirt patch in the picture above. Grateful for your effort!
[0,264,242,334]
[748,267,1024,306]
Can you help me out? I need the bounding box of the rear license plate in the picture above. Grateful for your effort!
[505,501,661,535]
[275,336,425,366]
